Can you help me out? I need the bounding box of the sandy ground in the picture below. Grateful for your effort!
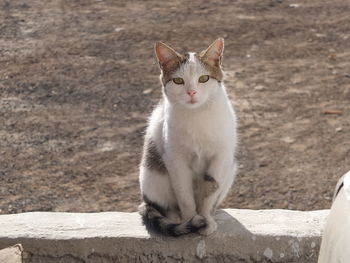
[1,0,350,214]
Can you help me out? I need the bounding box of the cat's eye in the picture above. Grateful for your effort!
[198,75,210,83]
[173,77,184,85]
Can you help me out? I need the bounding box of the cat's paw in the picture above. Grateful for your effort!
[198,220,217,236]
[191,214,207,229]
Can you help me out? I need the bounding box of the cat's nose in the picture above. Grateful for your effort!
[187,90,197,96]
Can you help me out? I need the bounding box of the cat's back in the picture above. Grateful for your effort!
[146,100,165,139]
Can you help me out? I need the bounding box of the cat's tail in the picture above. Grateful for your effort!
[139,202,206,237]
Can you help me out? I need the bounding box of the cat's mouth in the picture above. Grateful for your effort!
[188,98,197,104]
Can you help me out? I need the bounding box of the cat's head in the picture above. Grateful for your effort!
[155,39,224,109]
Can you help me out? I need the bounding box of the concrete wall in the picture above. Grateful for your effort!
[0,209,328,263]
[0,244,23,263]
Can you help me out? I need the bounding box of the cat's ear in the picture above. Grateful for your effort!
[155,42,182,71]
[199,38,224,67]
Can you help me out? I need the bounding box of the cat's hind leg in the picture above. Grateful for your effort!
[198,156,237,235]
[139,167,206,236]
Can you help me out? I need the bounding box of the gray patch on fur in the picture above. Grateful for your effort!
[142,138,168,174]
[204,173,215,182]
[203,173,219,197]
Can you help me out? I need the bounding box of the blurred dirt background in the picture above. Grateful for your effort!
[1,0,350,214]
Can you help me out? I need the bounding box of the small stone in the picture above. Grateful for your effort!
[259,162,268,167]
[336,127,342,132]
[315,33,327,38]
[281,137,295,144]
[254,85,265,91]
[196,240,206,259]
[263,248,273,259]
[289,3,300,7]
[143,88,153,95]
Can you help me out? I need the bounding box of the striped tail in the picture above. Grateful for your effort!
[139,201,206,237]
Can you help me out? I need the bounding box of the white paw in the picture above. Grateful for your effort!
[198,220,217,235]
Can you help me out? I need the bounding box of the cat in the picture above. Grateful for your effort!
[139,38,238,236]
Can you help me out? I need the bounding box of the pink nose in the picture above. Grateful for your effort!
[187,90,197,96]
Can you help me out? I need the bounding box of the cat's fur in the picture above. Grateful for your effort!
[139,38,238,236]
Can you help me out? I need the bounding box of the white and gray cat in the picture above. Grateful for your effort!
[139,38,238,236]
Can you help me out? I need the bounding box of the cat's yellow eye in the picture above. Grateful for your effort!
[173,77,184,85]
[198,75,210,83]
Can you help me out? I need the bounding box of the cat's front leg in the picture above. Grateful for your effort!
[199,153,237,235]
[163,153,197,221]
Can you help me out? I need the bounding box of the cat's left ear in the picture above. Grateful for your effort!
[199,38,224,67]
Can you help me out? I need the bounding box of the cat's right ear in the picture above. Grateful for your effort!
[155,42,181,71]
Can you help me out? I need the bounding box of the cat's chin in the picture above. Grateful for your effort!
[183,101,203,109]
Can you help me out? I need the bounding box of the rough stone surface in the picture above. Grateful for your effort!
[0,209,329,263]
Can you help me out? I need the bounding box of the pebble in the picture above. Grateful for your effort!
[281,137,295,144]
[143,88,153,95]
[254,85,265,91]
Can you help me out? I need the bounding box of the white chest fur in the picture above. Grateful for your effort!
[163,85,237,166]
